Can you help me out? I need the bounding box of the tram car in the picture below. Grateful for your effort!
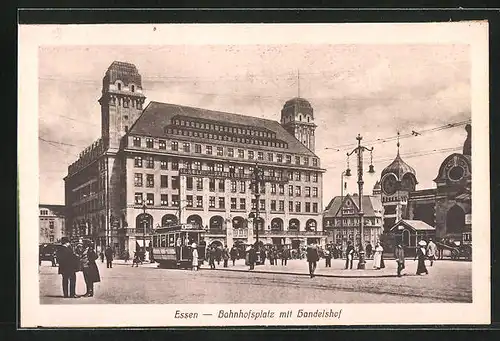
[152,224,206,269]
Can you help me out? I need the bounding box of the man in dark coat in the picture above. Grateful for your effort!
[230,246,238,266]
[306,244,320,278]
[104,245,113,268]
[57,237,79,298]
[81,240,101,297]
[345,241,355,270]
[248,245,257,270]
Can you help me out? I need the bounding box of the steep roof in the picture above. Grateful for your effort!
[390,219,435,232]
[128,101,318,157]
[323,194,382,218]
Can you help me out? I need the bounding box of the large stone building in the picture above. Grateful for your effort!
[323,189,383,250]
[39,204,66,244]
[64,61,326,255]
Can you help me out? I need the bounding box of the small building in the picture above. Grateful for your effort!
[388,219,435,257]
[39,204,66,243]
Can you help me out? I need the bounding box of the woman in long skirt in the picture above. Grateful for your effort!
[415,246,429,275]
[372,242,383,269]
[80,240,101,297]
[191,243,198,271]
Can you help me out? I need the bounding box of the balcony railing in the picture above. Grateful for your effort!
[262,230,328,237]
[205,228,226,235]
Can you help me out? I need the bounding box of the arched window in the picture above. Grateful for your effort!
[232,216,246,229]
[306,219,317,231]
[131,84,135,92]
[403,229,410,246]
[117,83,122,91]
[187,215,202,229]
[161,214,177,227]
[271,218,284,231]
[289,218,300,231]
[136,213,153,234]
[210,216,224,231]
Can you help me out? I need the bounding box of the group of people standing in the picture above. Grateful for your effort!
[56,237,101,298]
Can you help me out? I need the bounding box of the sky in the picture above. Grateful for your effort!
[38,44,471,208]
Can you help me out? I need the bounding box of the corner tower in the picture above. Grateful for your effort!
[280,97,317,152]
[99,61,146,149]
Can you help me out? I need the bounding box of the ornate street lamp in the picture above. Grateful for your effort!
[346,134,375,269]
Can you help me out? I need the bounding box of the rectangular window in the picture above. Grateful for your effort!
[295,202,301,212]
[231,180,237,193]
[267,153,274,162]
[160,194,168,206]
[159,139,166,149]
[288,185,294,196]
[239,181,246,193]
[183,160,192,169]
[248,150,254,160]
[183,143,190,153]
[228,165,235,174]
[257,152,264,160]
[295,156,301,165]
[260,199,265,210]
[209,178,216,192]
[231,198,237,210]
[305,186,311,197]
[312,187,318,197]
[133,137,141,147]
[216,146,224,156]
[135,193,143,204]
[161,175,168,188]
[186,177,193,190]
[146,156,154,168]
[238,149,244,158]
[240,198,246,210]
[288,172,293,181]
[218,180,225,192]
[227,148,234,157]
[146,193,154,205]
[305,172,311,182]
[237,166,244,174]
[271,200,277,211]
[172,195,179,207]
[277,154,283,163]
[134,173,143,187]
[313,158,318,167]
[313,203,318,213]
[196,178,203,191]
[206,145,212,155]
[171,141,178,151]
[146,174,154,188]
[134,156,143,168]
[194,161,202,170]
[160,159,168,170]
[40,210,48,216]
[285,155,291,164]
[215,163,223,172]
[271,183,276,194]
[218,197,225,209]
[279,184,284,195]
[251,199,257,210]
[196,196,203,208]
[304,157,309,166]
[295,171,301,181]
[209,196,216,208]
[289,201,294,212]
[279,200,284,211]
[305,202,311,213]
[312,173,318,183]
[194,144,201,153]
[186,195,193,207]
[295,186,301,196]
[171,160,179,170]
[172,176,179,190]
[269,169,275,177]
[146,138,153,148]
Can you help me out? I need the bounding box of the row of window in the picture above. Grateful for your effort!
[133,193,319,213]
[324,217,382,227]
[133,156,319,182]
[131,137,318,167]
[133,173,319,197]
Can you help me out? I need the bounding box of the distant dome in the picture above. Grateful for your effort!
[381,153,417,181]
[373,180,381,190]
[281,97,314,119]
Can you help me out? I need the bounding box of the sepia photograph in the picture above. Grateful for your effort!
[19,23,490,327]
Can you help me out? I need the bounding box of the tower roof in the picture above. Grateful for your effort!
[104,61,143,87]
[281,97,314,119]
[373,180,381,190]
[381,153,417,180]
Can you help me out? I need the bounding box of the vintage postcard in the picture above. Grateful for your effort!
[19,22,490,327]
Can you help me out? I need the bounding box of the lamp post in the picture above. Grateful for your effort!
[339,169,349,246]
[252,163,265,245]
[141,203,147,259]
[346,134,375,270]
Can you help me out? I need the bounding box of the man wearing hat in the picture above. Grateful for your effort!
[57,237,79,298]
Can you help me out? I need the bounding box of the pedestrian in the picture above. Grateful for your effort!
[394,243,405,277]
[365,243,373,259]
[230,245,238,266]
[306,243,320,278]
[222,245,229,268]
[373,242,384,270]
[208,247,216,270]
[176,237,182,261]
[281,247,290,266]
[104,245,113,268]
[248,244,257,270]
[215,245,222,265]
[269,247,275,265]
[324,248,332,268]
[132,251,142,267]
[123,250,130,263]
[415,241,429,275]
[426,238,437,267]
[191,243,199,271]
[345,241,354,270]
[99,251,104,263]
[56,237,79,298]
[272,247,279,266]
[260,248,266,265]
[80,240,100,297]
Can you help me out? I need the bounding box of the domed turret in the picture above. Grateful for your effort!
[381,152,417,181]
[281,97,314,120]
[280,97,317,152]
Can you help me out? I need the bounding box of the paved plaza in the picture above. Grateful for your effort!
[39,258,472,304]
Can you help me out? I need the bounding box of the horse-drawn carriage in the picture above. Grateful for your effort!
[436,232,472,261]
